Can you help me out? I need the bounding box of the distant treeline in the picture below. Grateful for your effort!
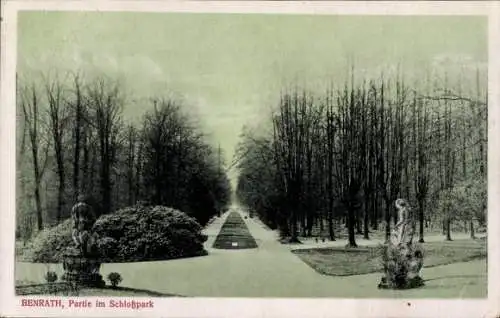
[17,71,231,240]
[236,70,487,246]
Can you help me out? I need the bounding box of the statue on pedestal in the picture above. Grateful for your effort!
[378,198,424,289]
[71,194,98,256]
[62,194,105,288]
[390,199,414,246]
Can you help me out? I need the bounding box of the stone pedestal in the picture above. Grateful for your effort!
[378,243,424,289]
[61,247,105,288]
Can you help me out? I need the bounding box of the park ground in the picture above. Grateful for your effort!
[15,208,487,298]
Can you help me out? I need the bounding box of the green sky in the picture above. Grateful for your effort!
[17,12,487,179]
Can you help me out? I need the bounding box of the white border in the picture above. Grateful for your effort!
[1,1,499,318]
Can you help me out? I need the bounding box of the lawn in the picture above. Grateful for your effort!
[212,212,258,249]
[16,282,184,297]
[292,239,487,276]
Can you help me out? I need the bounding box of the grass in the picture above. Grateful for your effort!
[292,239,487,276]
[78,286,183,297]
[16,282,184,297]
[212,212,258,249]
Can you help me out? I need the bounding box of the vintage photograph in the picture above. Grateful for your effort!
[11,7,489,301]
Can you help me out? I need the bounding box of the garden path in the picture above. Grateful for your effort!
[16,206,486,298]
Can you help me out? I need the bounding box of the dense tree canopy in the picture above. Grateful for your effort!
[16,71,231,241]
[236,70,487,246]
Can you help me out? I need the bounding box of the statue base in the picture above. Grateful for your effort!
[61,247,105,288]
[378,242,425,290]
[378,275,425,290]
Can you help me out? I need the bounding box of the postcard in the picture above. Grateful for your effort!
[1,1,498,317]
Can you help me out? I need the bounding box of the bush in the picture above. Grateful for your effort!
[21,219,74,263]
[107,272,122,288]
[21,205,208,263]
[97,236,119,259]
[44,271,58,283]
[93,205,208,261]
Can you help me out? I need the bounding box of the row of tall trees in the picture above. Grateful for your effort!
[236,71,487,246]
[17,71,231,241]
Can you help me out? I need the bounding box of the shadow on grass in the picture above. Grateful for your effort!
[423,274,485,283]
[101,251,209,264]
[83,285,186,297]
[16,282,185,297]
[17,251,209,265]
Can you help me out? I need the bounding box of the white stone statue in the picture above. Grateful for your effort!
[379,198,424,289]
[390,198,415,247]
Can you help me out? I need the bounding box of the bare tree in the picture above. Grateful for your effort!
[414,94,431,243]
[19,81,51,231]
[86,77,123,215]
[271,90,318,242]
[336,76,369,248]
[125,124,138,205]
[325,91,337,241]
[70,72,85,197]
[45,75,69,221]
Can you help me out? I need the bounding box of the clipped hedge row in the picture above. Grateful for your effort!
[212,212,258,249]
[20,205,208,263]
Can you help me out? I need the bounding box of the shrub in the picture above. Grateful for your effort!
[44,271,58,283]
[107,272,122,288]
[22,205,208,263]
[93,205,208,261]
[21,219,74,263]
[97,237,119,260]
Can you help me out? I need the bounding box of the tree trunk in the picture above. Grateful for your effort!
[34,181,43,231]
[363,198,370,240]
[356,208,363,234]
[31,141,43,231]
[73,76,83,197]
[470,220,476,239]
[346,207,357,248]
[446,218,452,241]
[101,158,111,215]
[418,199,425,243]
[301,215,307,237]
[279,209,290,238]
[372,196,379,230]
[306,213,313,237]
[370,202,377,230]
[57,174,64,221]
[328,212,335,241]
[82,129,89,191]
[385,203,391,242]
[290,213,300,243]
